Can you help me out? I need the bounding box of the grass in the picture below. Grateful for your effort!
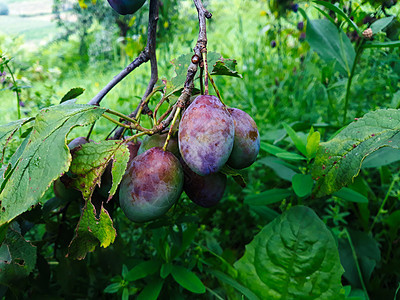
[0,15,56,40]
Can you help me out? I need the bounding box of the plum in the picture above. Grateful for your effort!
[227,108,260,169]
[178,95,234,176]
[180,159,226,208]
[67,136,90,150]
[119,147,183,222]
[107,0,146,15]
[138,133,179,157]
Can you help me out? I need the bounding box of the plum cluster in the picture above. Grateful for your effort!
[54,95,260,223]
[119,95,260,222]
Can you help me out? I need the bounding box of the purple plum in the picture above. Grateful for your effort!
[227,108,260,169]
[180,159,226,208]
[119,147,183,222]
[178,95,234,176]
[138,133,179,157]
[107,0,146,15]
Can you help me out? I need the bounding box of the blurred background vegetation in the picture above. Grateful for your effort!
[1,0,400,298]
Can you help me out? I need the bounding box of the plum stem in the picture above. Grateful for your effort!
[162,106,181,151]
[202,52,209,95]
[207,71,225,106]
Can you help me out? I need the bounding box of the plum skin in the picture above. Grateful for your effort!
[138,133,179,157]
[107,0,146,15]
[119,147,183,222]
[180,159,226,208]
[227,108,260,169]
[178,95,234,176]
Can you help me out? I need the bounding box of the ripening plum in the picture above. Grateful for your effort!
[180,159,227,208]
[119,147,183,222]
[107,0,146,15]
[178,95,234,176]
[138,133,179,157]
[227,108,260,169]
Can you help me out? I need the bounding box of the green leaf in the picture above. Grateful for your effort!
[137,279,164,300]
[125,260,161,282]
[304,16,355,75]
[258,157,297,181]
[69,140,129,200]
[363,40,400,49]
[260,142,287,156]
[210,59,242,78]
[67,201,116,260]
[171,265,205,294]
[306,131,321,159]
[276,152,307,161]
[0,104,106,226]
[122,287,129,300]
[209,269,259,300]
[0,225,37,284]
[60,87,85,103]
[219,165,246,188]
[234,206,344,299]
[339,230,380,288]
[165,53,193,97]
[160,263,172,279]
[292,174,314,198]
[104,282,122,293]
[312,1,361,35]
[311,109,400,197]
[370,16,394,34]
[249,206,280,222]
[244,189,291,206]
[334,188,368,203]
[0,118,34,164]
[282,123,307,156]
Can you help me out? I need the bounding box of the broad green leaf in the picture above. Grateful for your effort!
[338,230,380,288]
[312,109,400,197]
[209,269,259,300]
[292,174,314,197]
[258,157,297,181]
[0,117,34,164]
[244,189,291,206]
[137,279,164,300]
[0,104,106,226]
[282,123,307,156]
[306,131,320,159]
[60,87,85,103]
[370,16,394,34]
[125,260,161,282]
[165,53,192,97]
[312,1,361,35]
[334,187,368,203]
[234,205,344,299]
[0,226,37,284]
[171,265,205,294]
[69,140,129,200]
[304,16,355,75]
[67,201,116,260]
[363,40,400,49]
[122,287,129,300]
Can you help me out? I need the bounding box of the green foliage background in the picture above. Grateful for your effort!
[1,0,400,299]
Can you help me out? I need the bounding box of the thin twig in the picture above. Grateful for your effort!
[207,71,225,105]
[113,0,159,139]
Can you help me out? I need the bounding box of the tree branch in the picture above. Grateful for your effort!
[88,0,159,106]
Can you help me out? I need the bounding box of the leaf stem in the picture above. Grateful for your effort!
[202,52,209,95]
[207,71,225,105]
[5,62,21,120]
[342,40,365,125]
[102,114,133,129]
[105,109,138,124]
[344,228,370,299]
[162,106,181,151]
[370,176,397,232]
